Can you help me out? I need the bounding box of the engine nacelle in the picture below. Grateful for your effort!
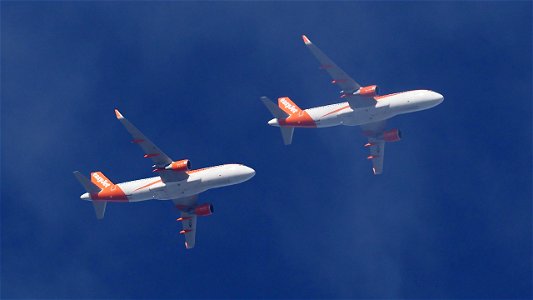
[383,129,402,142]
[358,85,379,97]
[194,203,214,216]
[165,159,191,171]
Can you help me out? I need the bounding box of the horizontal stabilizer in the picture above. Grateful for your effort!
[261,96,288,119]
[92,201,107,219]
[73,171,100,193]
[280,127,294,145]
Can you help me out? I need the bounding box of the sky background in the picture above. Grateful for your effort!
[1,1,531,299]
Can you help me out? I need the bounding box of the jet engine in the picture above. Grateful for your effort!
[194,203,214,216]
[383,129,402,142]
[165,159,191,171]
[358,85,379,97]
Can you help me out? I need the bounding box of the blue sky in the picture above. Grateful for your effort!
[1,1,531,298]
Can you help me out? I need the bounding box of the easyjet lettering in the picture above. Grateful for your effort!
[280,98,299,114]
[92,173,111,188]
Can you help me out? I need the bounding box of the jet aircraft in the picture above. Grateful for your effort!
[74,109,255,249]
[262,35,443,174]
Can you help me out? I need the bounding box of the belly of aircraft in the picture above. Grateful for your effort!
[339,108,393,126]
[124,177,206,202]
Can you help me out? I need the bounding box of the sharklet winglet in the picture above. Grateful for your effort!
[302,35,312,45]
[114,108,124,119]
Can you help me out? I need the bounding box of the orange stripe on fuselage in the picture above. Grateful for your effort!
[132,166,230,192]
[321,104,350,118]
[186,167,211,174]
[134,179,162,191]
[374,91,415,100]
[134,167,215,192]
[131,167,212,192]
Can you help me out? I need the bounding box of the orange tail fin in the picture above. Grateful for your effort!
[90,171,127,202]
[277,97,302,115]
[91,172,115,190]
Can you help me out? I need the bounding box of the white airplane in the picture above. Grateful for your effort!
[74,109,255,249]
[262,35,444,175]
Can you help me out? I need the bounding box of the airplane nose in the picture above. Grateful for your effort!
[268,118,279,126]
[235,166,255,182]
[244,166,256,178]
[431,91,444,105]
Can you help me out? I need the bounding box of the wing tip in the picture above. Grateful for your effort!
[302,35,312,45]
[114,108,124,119]
[185,241,194,249]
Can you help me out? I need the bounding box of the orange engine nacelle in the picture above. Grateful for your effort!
[194,203,214,216]
[165,159,191,171]
[383,129,402,142]
[358,85,379,97]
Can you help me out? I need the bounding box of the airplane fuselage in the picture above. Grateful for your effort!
[80,164,255,204]
[268,90,443,128]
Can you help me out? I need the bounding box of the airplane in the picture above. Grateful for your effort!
[261,35,444,175]
[73,109,255,249]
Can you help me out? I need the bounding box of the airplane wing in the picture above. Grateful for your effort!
[361,121,387,175]
[367,139,385,175]
[302,35,375,108]
[173,195,198,249]
[114,109,188,182]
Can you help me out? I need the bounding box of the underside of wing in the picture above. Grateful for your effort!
[302,35,377,108]
[302,35,361,93]
[173,195,198,249]
[114,109,188,183]
[178,212,197,249]
[367,139,385,175]
[361,121,387,175]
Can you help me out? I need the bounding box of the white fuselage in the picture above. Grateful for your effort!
[80,164,255,204]
[270,90,443,128]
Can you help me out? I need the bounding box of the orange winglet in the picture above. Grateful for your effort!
[367,155,379,160]
[179,229,192,234]
[144,153,159,158]
[364,143,375,148]
[302,35,311,45]
[176,217,192,222]
[114,108,123,119]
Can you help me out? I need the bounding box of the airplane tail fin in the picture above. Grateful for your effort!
[90,171,115,190]
[277,96,302,116]
[261,96,294,145]
[73,171,107,219]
